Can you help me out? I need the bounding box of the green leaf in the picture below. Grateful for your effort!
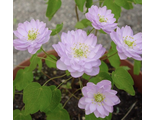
[38,59,42,71]
[46,0,62,21]
[75,19,91,29]
[27,54,40,71]
[100,61,108,73]
[45,55,57,68]
[51,23,63,36]
[85,0,93,8]
[85,113,112,120]
[46,104,70,120]
[112,67,135,95]
[114,0,133,10]
[65,70,71,76]
[13,109,32,120]
[120,66,131,71]
[89,72,112,84]
[43,85,62,114]
[108,42,120,68]
[23,82,52,115]
[133,60,142,75]
[75,0,86,12]
[99,0,105,6]
[99,29,107,34]
[103,0,121,20]
[133,0,142,4]
[13,67,33,91]
[82,73,90,80]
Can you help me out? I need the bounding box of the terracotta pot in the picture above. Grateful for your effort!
[13,50,142,93]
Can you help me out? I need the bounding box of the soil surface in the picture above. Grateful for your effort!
[13,62,142,120]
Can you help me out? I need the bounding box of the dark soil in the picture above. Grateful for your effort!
[13,62,142,120]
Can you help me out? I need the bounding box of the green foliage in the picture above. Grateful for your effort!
[13,109,32,120]
[85,0,93,8]
[13,67,33,91]
[51,23,63,36]
[65,70,71,76]
[120,66,131,71]
[133,60,142,75]
[27,53,41,71]
[82,73,90,80]
[45,55,57,68]
[46,0,62,21]
[103,0,121,20]
[114,0,133,10]
[23,82,52,115]
[107,41,120,68]
[46,104,70,120]
[112,67,135,96]
[133,0,142,4]
[75,0,86,12]
[90,72,112,84]
[99,29,107,34]
[100,61,109,73]
[85,113,112,120]
[43,85,62,113]
[75,19,92,29]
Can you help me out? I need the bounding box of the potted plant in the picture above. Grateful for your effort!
[13,0,142,120]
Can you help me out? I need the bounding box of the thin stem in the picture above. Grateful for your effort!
[88,28,95,35]
[121,101,138,120]
[56,77,73,89]
[42,73,67,86]
[75,4,79,22]
[40,70,59,85]
[21,105,25,111]
[57,33,61,41]
[95,29,98,36]
[63,88,81,108]
[102,51,118,61]
[40,47,57,61]
[38,57,56,63]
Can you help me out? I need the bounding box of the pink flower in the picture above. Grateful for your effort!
[52,29,106,78]
[13,19,51,54]
[110,25,142,60]
[78,80,120,118]
[85,5,117,34]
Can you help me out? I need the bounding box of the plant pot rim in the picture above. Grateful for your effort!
[13,49,142,93]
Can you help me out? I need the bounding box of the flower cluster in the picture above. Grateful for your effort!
[78,80,120,118]
[13,4,142,119]
[52,29,106,78]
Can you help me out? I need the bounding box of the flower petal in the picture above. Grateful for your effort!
[56,60,67,70]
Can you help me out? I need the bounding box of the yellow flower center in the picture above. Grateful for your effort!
[123,36,136,48]
[94,93,105,102]
[98,14,108,23]
[27,29,39,40]
[72,43,89,58]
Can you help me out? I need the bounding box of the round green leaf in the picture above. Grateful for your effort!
[23,82,52,115]
[51,23,63,36]
[112,67,135,95]
[45,55,57,68]
[46,104,70,120]
[100,61,108,73]
[75,0,86,12]
[13,109,32,120]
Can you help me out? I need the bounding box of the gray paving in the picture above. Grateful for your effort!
[13,0,142,68]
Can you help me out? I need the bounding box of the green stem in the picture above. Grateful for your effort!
[79,77,83,89]
[57,33,61,41]
[88,28,95,35]
[56,77,73,89]
[38,56,56,63]
[102,51,118,61]
[63,88,81,108]
[40,47,57,61]
[42,73,67,86]
[75,4,79,22]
